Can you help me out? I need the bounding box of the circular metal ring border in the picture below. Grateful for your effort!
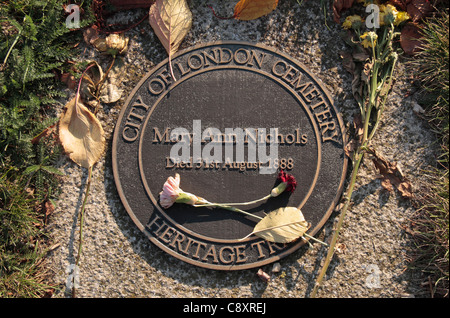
[112,41,349,270]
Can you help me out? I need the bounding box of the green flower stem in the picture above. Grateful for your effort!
[1,20,22,69]
[368,54,398,141]
[303,233,329,246]
[311,23,398,298]
[311,149,365,298]
[194,182,287,208]
[72,165,93,298]
[195,203,264,221]
[364,37,379,143]
[195,194,272,208]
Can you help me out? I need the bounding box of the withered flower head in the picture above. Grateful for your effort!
[105,33,129,56]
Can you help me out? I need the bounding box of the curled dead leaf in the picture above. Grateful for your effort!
[105,33,129,56]
[83,25,100,46]
[340,51,355,74]
[335,243,347,254]
[59,96,105,168]
[80,61,104,100]
[234,0,279,21]
[340,45,368,110]
[353,51,370,62]
[344,114,364,158]
[368,147,413,199]
[361,59,374,83]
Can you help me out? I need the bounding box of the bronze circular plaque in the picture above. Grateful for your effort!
[112,42,348,270]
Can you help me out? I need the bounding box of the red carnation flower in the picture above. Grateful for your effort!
[277,170,297,193]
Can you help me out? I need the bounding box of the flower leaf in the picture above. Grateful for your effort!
[58,96,105,168]
[245,207,309,243]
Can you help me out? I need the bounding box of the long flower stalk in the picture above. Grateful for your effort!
[311,18,399,297]
[310,149,364,297]
[72,165,92,298]
[194,200,265,220]
[194,194,272,208]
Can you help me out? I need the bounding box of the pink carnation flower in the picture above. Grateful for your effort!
[159,173,182,208]
[159,173,203,208]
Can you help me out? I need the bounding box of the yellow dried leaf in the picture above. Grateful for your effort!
[59,96,105,168]
[234,0,279,21]
[149,0,192,56]
[245,207,309,243]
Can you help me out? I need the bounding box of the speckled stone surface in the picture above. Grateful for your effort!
[46,0,436,298]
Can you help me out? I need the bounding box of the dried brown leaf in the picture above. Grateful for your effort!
[80,61,104,100]
[59,96,105,168]
[333,0,355,23]
[361,59,374,83]
[388,0,409,11]
[340,51,355,74]
[234,0,279,21]
[407,0,433,22]
[344,114,364,158]
[340,47,366,107]
[353,51,370,62]
[83,26,100,46]
[400,22,424,55]
[369,148,414,199]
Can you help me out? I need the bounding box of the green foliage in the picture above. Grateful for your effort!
[409,9,449,298]
[0,0,94,297]
[0,0,93,167]
[0,168,53,298]
[413,10,449,152]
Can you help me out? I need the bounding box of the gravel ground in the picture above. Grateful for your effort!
[46,0,437,298]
